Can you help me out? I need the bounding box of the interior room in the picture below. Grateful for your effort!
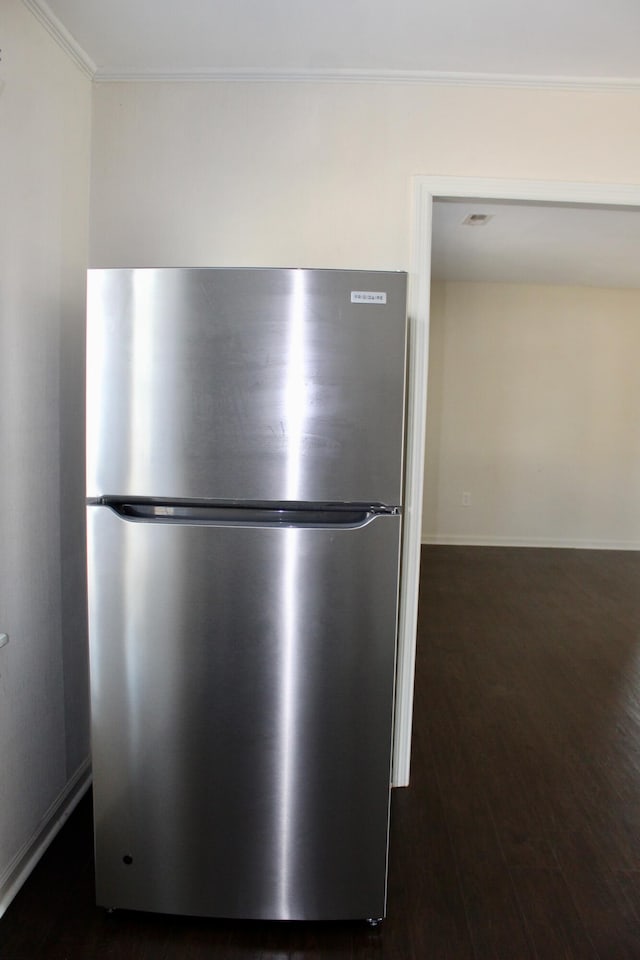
[2,0,640,956]
[425,199,640,550]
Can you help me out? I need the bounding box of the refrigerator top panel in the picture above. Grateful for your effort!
[87,268,407,506]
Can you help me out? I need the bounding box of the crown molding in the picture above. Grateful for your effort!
[22,0,96,78]
[92,66,640,93]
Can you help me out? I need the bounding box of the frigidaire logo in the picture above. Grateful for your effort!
[350,291,387,304]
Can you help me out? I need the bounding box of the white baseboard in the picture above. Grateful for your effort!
[422,533,640,551]
[0,758,92,919]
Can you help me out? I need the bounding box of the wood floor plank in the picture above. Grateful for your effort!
[426,685,536,958]
[510,867,600,960]
[557,864,640,960]
[388,771,475,959]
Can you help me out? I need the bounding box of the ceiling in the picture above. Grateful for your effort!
[432,201,640,289]
[31,0,640,85]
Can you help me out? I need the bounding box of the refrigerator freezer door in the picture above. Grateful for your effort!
[87,268,406,506]
[87,505,401,921]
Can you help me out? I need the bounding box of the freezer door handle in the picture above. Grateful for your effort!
[106,502,397,528]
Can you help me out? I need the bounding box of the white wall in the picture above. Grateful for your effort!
[89,81,640,268]
[423,280,640,547]
[0,0,92,914]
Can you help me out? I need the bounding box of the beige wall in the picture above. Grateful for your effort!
[89,81,640,268]
[423,281,640,547]
[0,0,92,912]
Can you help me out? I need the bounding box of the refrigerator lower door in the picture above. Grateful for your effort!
[87,505,401,921]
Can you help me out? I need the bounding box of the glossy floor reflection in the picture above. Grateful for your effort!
[3,545,640,959]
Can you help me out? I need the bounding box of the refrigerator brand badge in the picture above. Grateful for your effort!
[350,291,387,305]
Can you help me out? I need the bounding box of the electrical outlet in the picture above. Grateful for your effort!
[462,492,471,507]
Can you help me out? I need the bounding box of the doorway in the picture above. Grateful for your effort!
[393,177,640,786]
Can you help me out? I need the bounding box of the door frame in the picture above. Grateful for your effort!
[393,175,640,787]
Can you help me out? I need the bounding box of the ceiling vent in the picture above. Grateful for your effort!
[462,213,493,226]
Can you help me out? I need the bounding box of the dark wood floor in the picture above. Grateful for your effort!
[3,545,640,959]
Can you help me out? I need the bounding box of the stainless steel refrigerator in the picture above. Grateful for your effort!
[86,267,407,923]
